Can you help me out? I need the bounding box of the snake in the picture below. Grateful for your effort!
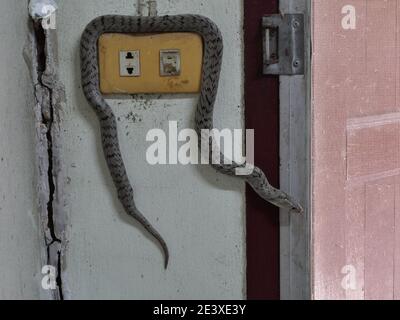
[80,14,303,269]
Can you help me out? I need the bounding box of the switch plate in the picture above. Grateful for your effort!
[160,50,181,76]
[99,33,203,94]
[119,50,140,77]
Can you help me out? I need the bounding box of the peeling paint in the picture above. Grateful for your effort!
[138,0,158,16]
[29,0,57,20]
[24,9,69,300]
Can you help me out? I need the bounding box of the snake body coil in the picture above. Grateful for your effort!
[80,15,302,269]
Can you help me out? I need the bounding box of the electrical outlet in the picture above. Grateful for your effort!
[119,50,140,77]
[160,50,181,76]
[99,33,203,94]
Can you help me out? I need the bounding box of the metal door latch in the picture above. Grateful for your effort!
[262,14,305,75]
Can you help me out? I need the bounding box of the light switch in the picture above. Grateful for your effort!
[160,50,181,76]
[119,50,140,77]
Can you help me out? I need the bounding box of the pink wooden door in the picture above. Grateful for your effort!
[313,0,400,300]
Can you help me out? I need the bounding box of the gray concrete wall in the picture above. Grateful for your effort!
[0,0,41,299]
[57,0,245,299]
[0,0,245,300]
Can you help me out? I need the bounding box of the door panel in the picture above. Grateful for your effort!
[313,0,400,300]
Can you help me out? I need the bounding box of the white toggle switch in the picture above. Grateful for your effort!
[119,50,140,77]
[160,49,181,76]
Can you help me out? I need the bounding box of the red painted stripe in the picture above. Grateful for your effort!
[244,0,280,300]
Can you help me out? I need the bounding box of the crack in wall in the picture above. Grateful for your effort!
[25,6,69,300]
[33,23,62,247]
[33,21,64,301]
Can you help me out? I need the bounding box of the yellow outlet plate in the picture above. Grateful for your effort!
[98,33,203,94]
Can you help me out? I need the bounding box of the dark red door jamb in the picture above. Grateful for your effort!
[244,0,280,300]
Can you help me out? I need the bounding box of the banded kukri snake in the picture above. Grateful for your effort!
[80,15,303,269]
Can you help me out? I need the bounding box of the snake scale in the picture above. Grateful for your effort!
[80,15,303,269]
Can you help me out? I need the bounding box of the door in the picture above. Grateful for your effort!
[245,0,311,300]
[312,0,400,299]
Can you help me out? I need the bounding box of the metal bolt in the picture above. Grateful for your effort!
[292,20,300,29]
[293,60,300,68]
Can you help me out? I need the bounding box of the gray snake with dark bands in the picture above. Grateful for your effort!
[80,15,303,269]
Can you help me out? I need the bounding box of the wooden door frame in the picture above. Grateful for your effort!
[244,0,311,300]
[244,0,281,300]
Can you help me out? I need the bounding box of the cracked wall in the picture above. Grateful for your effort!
[0,0,245,299]
[59,0,245,299]
[26,2,69,300]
